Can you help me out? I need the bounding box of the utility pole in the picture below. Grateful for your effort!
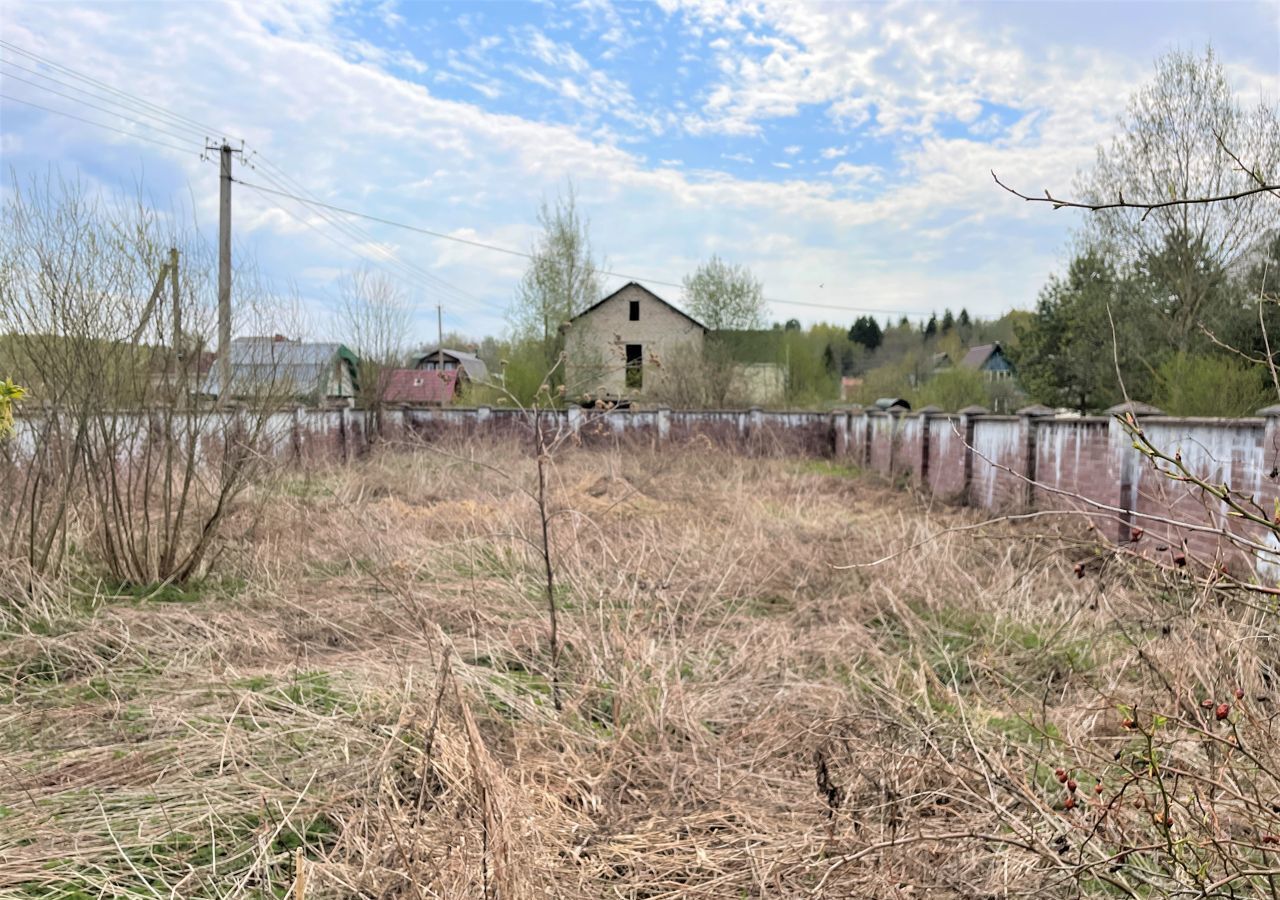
[210,142,241,401]
[436,304,444,364]
[169,247,181,354]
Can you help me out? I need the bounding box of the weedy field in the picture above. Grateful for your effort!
[3,441,1280,898]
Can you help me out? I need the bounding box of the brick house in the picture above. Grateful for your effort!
[563,282,706,402]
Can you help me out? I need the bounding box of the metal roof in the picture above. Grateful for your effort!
[413,347,489,383]
[208,337,358,398]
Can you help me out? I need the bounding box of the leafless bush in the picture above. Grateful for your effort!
[0,173,297,597]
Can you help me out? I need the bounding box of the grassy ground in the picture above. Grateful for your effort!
[2,442,1278,898]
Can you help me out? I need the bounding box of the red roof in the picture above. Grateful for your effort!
[381,368,457,405]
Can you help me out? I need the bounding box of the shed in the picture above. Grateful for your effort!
[875,397,911,411]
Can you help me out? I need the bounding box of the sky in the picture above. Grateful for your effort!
[1,0,1277,346]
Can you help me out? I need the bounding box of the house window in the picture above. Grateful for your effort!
[625,343,643,389]
[629,300,640,321]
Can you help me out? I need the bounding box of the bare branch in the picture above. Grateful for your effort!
[991,170,1279,220]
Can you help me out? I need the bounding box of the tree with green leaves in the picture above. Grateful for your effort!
[1077,47,1279,349]
[510,183,603,379]
[682,255,766,330]
[1015,250,1159,413]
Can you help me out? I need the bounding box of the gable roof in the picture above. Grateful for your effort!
[209,337,358,397]
[413,347,489,383]
[569,282,707,331]
[959,342,1001,370]
[381,368,457,405]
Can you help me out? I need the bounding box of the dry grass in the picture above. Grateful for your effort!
[4,440,1280,898]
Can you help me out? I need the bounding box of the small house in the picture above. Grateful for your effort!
[209,336,359,402]
[380,368,457,406]
[412,348,489,386]
[959,342,1015,381]
[562,282,706,401]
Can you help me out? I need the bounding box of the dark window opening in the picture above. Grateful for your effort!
[625,343,643,389]
[629,300,640,321]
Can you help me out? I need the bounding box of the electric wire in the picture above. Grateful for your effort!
[233,179,932,317]
[0,70,209,146]
[2,38,934,321]
[0,39,239,143]
[0,93,199,155]
[0,57,211,143]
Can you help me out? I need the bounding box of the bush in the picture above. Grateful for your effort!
[914,369,989,411]
[1152,352,1272,417]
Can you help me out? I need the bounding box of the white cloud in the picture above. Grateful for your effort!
[2,0,1275,343]
[783,144,801,155]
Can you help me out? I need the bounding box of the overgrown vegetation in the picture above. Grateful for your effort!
[4,441,1279,896]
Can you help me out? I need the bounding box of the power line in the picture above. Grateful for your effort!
[246,155,494,309]
[0,57,211,142]
[1,39,933,321]
[0,70,208,146]
[240,180,508,318]
[0,42,490,314]
[0,93,199,155]
[232,178,931,318]
[0,39,238,143]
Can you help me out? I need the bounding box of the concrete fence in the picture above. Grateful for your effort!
[372,402,1280,579]
[11,401,1280,577]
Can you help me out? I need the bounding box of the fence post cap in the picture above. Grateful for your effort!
[958,405,990,416]
[1105,400,1163,417]
[1258,404,1280,417]
[1016,403,1055,417]
[916,404,943,417]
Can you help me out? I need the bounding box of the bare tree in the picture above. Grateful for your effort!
[336,266,410,434]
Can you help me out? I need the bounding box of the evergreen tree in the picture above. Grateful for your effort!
[847,315,883,351]
[1015,250,1159,412]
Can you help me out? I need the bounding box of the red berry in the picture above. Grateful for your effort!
[1201,698,1215,709]
[1235,687,1245,700]
[1131,528,1144,542]
[1216,703,1231,721]
[1094,783,1103,795]
[1057,771,1069,784]
[1264,834,1280,845]
[1064,796,1076,810]
[1067,780,1078,793]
